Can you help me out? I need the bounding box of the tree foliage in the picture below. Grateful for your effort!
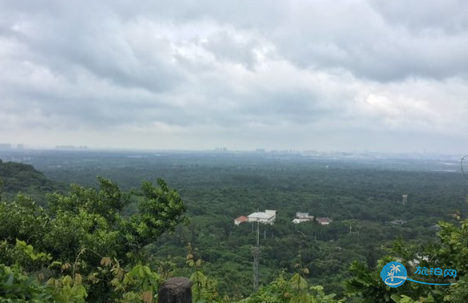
[346,211,468,303]
[0,177,186,302]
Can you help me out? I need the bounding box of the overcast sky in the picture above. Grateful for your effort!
[1,0,468,154]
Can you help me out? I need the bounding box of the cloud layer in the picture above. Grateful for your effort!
[1,0,467,153]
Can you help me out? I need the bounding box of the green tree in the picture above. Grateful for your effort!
[0,177,187,302]
[0,177,3,201]
[346,214,468,303]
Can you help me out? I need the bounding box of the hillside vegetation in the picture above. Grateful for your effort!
[0,159,59,205]
[0,154,467,302]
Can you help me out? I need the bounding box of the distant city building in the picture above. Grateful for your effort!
[303,150,319,155]
[0,143,12,149]
[255,148,265,153]
[234,216,249,225]
[402,194,408,205]
[17,144,25,149]
[55,145,88,150]
[247,210,276,225]
[292,212,314,224]
[56,145,76,150]
[317,217,333,225]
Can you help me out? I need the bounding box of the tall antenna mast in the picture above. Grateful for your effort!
[252,221,260,291]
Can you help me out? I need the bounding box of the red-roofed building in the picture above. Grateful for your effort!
[234,216,249,225]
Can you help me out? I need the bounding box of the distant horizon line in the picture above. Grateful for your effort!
[0,144,464,158]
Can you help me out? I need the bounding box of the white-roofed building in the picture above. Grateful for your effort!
[248,210,276,225]
[292,212,314,224]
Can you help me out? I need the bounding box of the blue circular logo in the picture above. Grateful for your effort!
[381,262,407,288]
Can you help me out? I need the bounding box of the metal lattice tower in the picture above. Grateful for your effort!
[252,221,260,291]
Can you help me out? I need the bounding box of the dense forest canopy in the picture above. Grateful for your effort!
[0,150,467,302]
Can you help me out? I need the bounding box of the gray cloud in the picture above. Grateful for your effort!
[0,0,467,153]
[370,0,468,34]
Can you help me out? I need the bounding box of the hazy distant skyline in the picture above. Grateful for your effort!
[1,0,468,154]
